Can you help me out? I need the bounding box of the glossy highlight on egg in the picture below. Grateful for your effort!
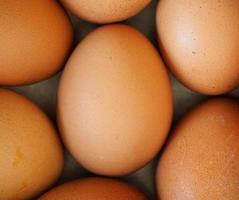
[157,0,239,95]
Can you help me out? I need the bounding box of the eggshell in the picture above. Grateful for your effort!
[60,0,151,24]
[0,89,63,199]
[156,0,239,95]
[39,177,148,199]
[58,24,173,176]
[0,1,73,85]
[157,98,239,200]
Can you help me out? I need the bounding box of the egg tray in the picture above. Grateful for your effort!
[7,0,239,199]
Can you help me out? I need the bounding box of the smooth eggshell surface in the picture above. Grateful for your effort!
[0,89,63,200]
[156,0,239,95]
[58,24,173,176]
[0,0,73,85]
[60,0,151,23]
[39,177,148,200]
[157,98,239,200]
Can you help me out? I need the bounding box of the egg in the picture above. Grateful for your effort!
[0,0,73,85]
[60,0,151,24]
[156,0,239,95]
[0,89,63,199]
[39,177,148,199]
[156,98,239,199]
[58,24,173,176]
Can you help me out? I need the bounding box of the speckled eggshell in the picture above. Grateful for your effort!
[58,24,173,176]
[157,98,239,200]
[156,0,239,95]
[39,177,148,200]
[60,0,151,24]
[0,0,73,85]
[0,89,63,200]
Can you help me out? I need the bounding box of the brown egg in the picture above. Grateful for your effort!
[58,24,173,176]
[157,98,239,200]
[39,177,148,200]
[0,1,73,86]
[60,0,151,24]
[156,0,239,95]
[0,89,63,199]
